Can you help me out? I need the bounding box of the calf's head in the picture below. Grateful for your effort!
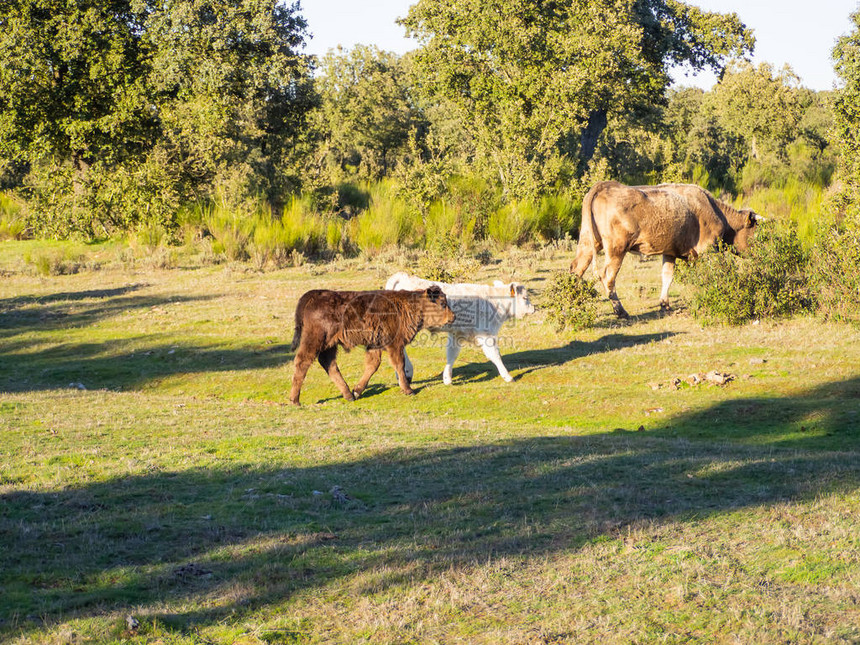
[422,286,456,326]
[494,281,536,318]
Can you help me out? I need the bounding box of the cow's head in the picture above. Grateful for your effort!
[494,281,536,318]
[732,208,765,251]
[422,286,455,326]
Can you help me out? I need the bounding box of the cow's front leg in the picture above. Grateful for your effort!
[317,346,354,402]
[353,349,382,398]
[443,334,463,385]
[386,344,415,395]
[660,254,676,311]
[478,336,512,382]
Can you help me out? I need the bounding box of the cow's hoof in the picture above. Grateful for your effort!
[403,388,416,396]
[659,301,672,312]
[289,399,301,407]
[502,375,514,383]
[344,392,355,402]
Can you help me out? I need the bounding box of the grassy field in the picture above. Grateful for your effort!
[1,242,859,644]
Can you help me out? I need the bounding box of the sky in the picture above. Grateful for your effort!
[299,0,860,90]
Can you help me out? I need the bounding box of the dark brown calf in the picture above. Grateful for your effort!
[289,287,455,405]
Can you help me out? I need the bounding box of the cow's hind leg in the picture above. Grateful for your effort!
[478,335,512,382]
[353,349,382,398]
[601,250,629,319]
[660,255,676,311]
[289,338,321,406]
[570,240,594,277]
[386,344,415,395]
[443,334,463,385]
[317,346,355,402]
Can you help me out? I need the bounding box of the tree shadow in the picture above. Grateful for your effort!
[647,375,860,451]
[0,285,289,393]
[3,377,859,637]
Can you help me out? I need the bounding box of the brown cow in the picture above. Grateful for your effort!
[570,181,763,318]
[289,287,455,405]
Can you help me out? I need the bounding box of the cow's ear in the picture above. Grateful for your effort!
[747,211,760,228]
[509,284,516,297]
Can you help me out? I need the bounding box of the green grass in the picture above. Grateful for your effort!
[1,242,859,643]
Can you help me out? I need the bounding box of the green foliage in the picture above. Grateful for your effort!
[351,183,419,253]
[402,0,753,197]
[736,180,829,247]
[541,271,600,332]
[488,195,581,248]
[0,192,27,240]
[810,214,860,324]
[311,45,421,183]
[832,10,860,219]
[0,0,314,238]
[676,224,815,324]
[708,61,804,160]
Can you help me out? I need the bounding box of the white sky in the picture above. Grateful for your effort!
[298,0,860,90]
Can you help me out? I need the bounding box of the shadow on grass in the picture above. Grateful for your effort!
[3,377,858,639]
[0,284,290,393]
[412,332,680,385]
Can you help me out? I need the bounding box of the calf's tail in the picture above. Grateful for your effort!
[291,297,305,351]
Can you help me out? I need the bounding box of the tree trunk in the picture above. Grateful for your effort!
[578,108,607,172]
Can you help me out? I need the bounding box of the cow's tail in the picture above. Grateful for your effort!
[571,184,601,276]
[290,296,305,351]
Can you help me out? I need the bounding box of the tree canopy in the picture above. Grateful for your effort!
[0,0,313,236]
[400,0,754,197]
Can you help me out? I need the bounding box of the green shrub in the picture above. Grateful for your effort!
[533,194,581,242]
[676,223,815,324]
[488,201,537,247]
[810,212,860,324]
[205,204,255,261]
[0,192,27,240]
[541,271,601,332]
[352,183,418,253]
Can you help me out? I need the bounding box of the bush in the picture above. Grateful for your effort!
[810,212,860,324]
[0,192,27,240]
[541,271,601,332]
[351,182,418,253]
[676,223,815,324]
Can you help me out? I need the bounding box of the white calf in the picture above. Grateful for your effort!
[384,272,536,384]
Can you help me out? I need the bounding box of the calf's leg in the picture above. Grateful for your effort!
[660,254,676,311]
[353,349,382,398]
[443,334,463,385]
[317,346,355,402]
[386,344,415,395]
[289,341,319,406]
[403,349,414,384]
[478,335,512,382]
